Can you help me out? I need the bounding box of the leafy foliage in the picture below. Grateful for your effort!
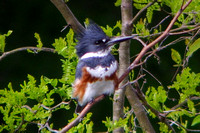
[145,67,200,132]
[103,107,134,132]
[53,29,78,84]
[0,30,79,132]
[68,113,93,133]
[146,86,167,112]
[134,18,150,36]
[186,38,200,57]
[169,67,200,103]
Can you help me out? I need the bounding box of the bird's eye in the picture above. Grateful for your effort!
[95,38,107,45]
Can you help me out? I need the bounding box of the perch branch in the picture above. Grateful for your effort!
[59,95,105,133]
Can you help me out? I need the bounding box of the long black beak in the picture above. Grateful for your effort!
[106,35,136,46]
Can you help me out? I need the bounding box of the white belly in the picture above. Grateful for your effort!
[77,61,118,106]
[81,80,115,106]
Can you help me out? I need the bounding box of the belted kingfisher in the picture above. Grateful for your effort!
[73,21,134,112]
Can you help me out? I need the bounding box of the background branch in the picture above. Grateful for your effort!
[113,0,133,132]
[118,0,193,84]
[0,47,55,61]
[50,0,85,34]
[130,0,156,25]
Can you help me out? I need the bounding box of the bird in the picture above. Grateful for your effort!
[72,21,134,113]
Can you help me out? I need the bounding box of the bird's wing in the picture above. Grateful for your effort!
[75,60,87,79]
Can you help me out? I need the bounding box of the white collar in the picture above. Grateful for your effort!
[80,50,110,60]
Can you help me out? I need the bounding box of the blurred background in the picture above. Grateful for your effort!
[0,0,200,132]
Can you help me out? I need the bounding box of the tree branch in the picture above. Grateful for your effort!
[126,84,156,133]
[140,23,200,39]
[118,0,193,84]
[50,0,85,34]
[0,47,55,61]
[113,0,133,132]
[168,119,200,132]
[59,95,105,133]
[130,0,156,25]
[133,83,176,132]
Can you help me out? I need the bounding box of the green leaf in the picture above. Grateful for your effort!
[186,38,200,57]
[134,18,150,36]
[0,30,12,53]
[101,25,113,37]
[114,0,121,6]
[86,121,93,133]
[191,115,200,126]
[27,48,35,53]
[34,33,43,49]
[187,99,196,114]
[171,49,182,66]
[146,7,153,23]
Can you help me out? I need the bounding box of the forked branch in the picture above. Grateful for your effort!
[118,0,193,83]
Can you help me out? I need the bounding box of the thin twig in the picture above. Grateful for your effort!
[140,24,200,39]
[159,36,190,51]
[40,101,70,111]
[134,37,147,46]
[130,0,156,24]
[169,25,200,36]
[59,95,105,132]
[119,74,145,89]
[38,113,59,133]
[168,119,200,132]
[0,47,55,61]
[150,15,171,32]
[61,24,70,32]
[14,114,26,133]
[143,68,162,85]
[170,96,200,111]
[22,105,37,114]
[46,123,59,133]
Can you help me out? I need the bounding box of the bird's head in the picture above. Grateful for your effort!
[76,21,135,58]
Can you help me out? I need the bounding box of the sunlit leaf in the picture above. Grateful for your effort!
[34,33,43,49]
[191,115,200,126]
[171,49,182,66]
[186,38,200,57]
[0,30,12,52]
[115,0,121,6]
